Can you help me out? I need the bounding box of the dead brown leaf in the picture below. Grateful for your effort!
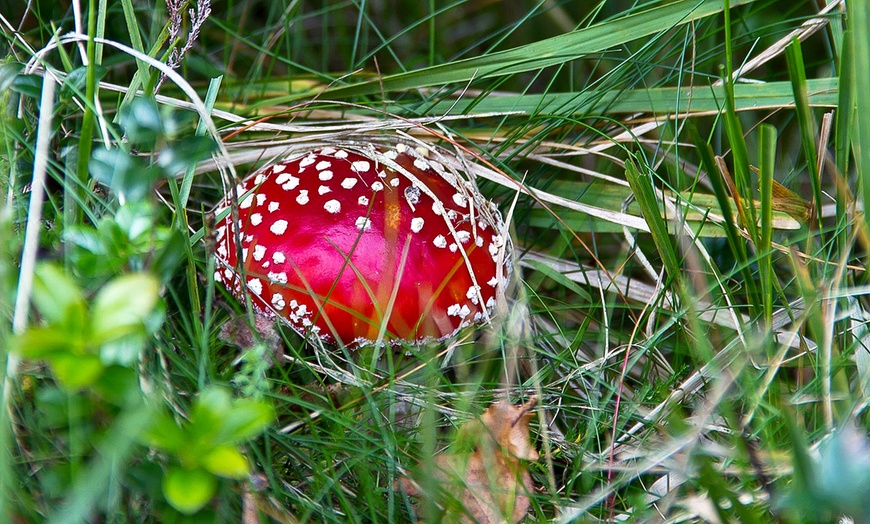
[400,397,539,523]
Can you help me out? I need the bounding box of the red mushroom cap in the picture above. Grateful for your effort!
[214,144,511,346]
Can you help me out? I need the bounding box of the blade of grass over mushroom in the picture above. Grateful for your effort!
[759,124,776,329]
[850,0,870,235]
[270,0,759,104]
[624,157,684,296]
[786,38,822,232]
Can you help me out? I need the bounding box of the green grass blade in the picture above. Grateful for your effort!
[285,0,759,102]
[786,38,822,231]
[850,1,870,235]
[759,123,776,328]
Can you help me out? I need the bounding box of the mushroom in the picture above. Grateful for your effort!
[213,144,511,346]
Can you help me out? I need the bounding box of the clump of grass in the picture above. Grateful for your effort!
[2,0,869,522]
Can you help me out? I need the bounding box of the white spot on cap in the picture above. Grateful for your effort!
[334,150,348,159]
[299,155,316,168]
[384,149,399,159]
[272,164,286,174]
[433,235,447,248]
[321,147,336,155]
[324,199,341,214]
[271,293,286,311]
[254,174,266,186]
[268,201,280,212]
[240,194,254,209]
[432,202,442,216]
[253,245,266,261]
[250,213,263,226]
[247,278,263,295]
[271,220,289,235]
[296,190,310,205]
[256,194,267,206]
[456,231,471,244]
[487,276,498,287]
[341,178,358,189]
[318,185,331,195]
[449,243,458,253]
[351,160,370,173]
[377,170,387,178]
[277,173,300,190]
[458,305,471,318]
[355,217,371,230]
[390,178,400,187]
[319,170,333,181]
[396,143,408,154]
[316,160,331,171]
[447,303,470,317]
[413,158,430,171]
[213,270,222,282]
[404,186,421,205]
[268,272,288,285]
[272,251,286,264]
[475,236,484,247]
[358,195,370,206]
[486,297,496,309]
[466,285,480,304]
[488,243,499,258]
[371,181,384,191]
[411,217,424,233]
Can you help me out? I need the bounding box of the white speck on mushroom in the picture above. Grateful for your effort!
[341,178,358,189]
[302,318,312,327]
[355,217,371,230]
[371,181,384,191]
[486,297,496,310]
[404,185,421,206]
[316,160,331,171]
[254,174,266,186]
[319,170,334,181]
[271,293,286,311]
[318,185,331,195]
[213,270,221,282]
[272,251,286,264]
[296,190,310,205]
[272,164,286,174]
[297,304,308,316]
[262,261,270,268]
[411,217,424,233]
[488,243,499,258]
[242,248,249,261]
[396,143,408,154]
[240,194,254,209]
[377,170,387,178]
[458,305,471,318]
[250,213,263,226]
[253,245,266,261]
[449,243,458,253]
[321,147,336,155]
[492,234,505,247]
[324,199,341,214]
[268,201,280,212]
[390,178,400,187]
[276,173,300,190]
[224,268,233,280]
[474,312,483,322]
[299,155,316,168]
[475,236,484,247]
[358,195,370,206]
[217,244,228,257]
[413,158,430,171]
[487,276,498,287]
[456,231,471,244]
[256,194,267,206]
[466,285,480,304]
[432,202,442,216]
[271,220,289,235]
[478,220,488,230]
[351,160,370,173]
[334,150,348,159]
[433,235,447,248]
[267,271,288,284]
[245,234,254,243]
[247,278,263,295]
[385,149,399,159]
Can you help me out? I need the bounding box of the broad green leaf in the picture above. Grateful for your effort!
[50,353,104,390]
[89,147,163,203]
[31,264,86,326]
[162,467,217,514]
[13,325,85,358]
[90,273,160,344]
[157,136,216,175]
[142,413,186,454]
[201,445,250,479]
[216,400,275,444]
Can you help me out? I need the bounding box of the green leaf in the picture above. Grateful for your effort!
[31,264,86,326]
[90,147,163,202]
[201,445,250,479]
[162,467,217,514]
[142,413,186,454]
[13,325,85,358]
[157,136,216,175]
[90,273,160,344]
[50,353,105,390]
[121,97,163,147]
[216,400,275,445]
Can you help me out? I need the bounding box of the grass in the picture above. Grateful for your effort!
[2,0,869,522]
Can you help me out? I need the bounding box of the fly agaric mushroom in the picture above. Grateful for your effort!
[213,144,511,346]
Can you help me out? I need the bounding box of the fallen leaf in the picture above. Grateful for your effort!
[400,397,539,523]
